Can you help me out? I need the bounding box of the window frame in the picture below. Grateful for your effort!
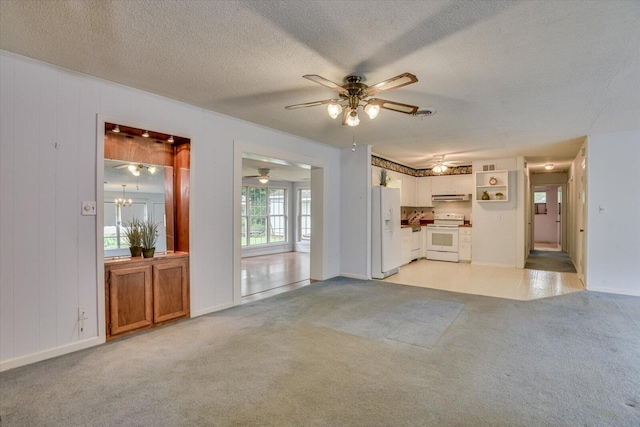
[241,185,288,247]
[297,187,311,243]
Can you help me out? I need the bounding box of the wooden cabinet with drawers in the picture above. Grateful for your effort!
[105,253,189,339]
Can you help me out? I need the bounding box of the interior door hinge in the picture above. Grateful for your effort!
[108,323,112,330]
[107,277,111,284]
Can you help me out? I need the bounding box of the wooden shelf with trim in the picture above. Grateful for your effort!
[475,170,509,202]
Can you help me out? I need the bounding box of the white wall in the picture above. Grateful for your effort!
[471,158,523,267]
[340,145,372,279]
[0,51,342,370]
[586,130,640,296]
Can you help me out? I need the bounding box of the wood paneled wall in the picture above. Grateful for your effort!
[104,133,174,166]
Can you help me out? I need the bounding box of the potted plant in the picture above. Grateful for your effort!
[141,218,160,258]
[123,218,143,257]
[379,169,388,187]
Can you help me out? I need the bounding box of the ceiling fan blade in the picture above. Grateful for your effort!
[303,75,348,95]
[285,99,335,110]
[366,73,418,96]
[369,98,419,115]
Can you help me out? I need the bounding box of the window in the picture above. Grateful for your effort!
[104,202,147,249]
[534,191,547,215]
[298,188,311,242]
[241,186,288,246]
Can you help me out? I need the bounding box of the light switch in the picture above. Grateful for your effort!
[81,201,96,216]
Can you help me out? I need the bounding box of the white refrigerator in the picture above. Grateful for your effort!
[371,186,402,279]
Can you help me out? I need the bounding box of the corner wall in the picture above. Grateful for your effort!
[340,145,372,279]
[586,130,640,296]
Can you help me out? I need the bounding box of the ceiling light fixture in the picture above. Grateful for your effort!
[258,177,269,184]
[147,166,156,174]
[112,125,120,133]
[432,155,448,174]
[327,102,343,119]
[142,130,149,138]
[544,164,555,170]
[167,135,174,143]
[364,103,380,119]
[346,109,360,127]
[115,184,132,207]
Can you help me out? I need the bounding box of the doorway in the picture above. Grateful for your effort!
[233,141,327,306]
[532,185,563,251]
[240,156,312,300]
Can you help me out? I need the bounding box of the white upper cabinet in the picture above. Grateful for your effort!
[401,174,416,206]
[416,177,433,206]
[431,174,473,195]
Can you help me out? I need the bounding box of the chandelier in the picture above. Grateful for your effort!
[115,184,132,207]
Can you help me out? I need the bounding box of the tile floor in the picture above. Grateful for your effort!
[384,259,584,300]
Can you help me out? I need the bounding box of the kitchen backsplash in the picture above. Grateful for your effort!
[402,202,472,223]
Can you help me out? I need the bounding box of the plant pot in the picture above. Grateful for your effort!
[142,248,155,258]
[129,246,142,257]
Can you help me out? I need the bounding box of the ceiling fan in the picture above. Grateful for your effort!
[424,155,465,174]
[285,73,419,126]
[243,168,272,184]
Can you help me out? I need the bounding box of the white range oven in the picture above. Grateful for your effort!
[426,213,465,262]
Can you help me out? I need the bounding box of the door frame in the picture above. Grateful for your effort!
[529,183,568,252]
[233,140,329,306]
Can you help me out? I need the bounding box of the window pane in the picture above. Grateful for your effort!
[249,188,267,216]
[534,191,547,203]
[270,216,286,242]
[241,187,247,216]
[249,217,267,245]
[241,216,247,246]
[104,202,118,249]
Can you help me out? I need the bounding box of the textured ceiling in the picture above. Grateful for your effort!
[2,1,639,172]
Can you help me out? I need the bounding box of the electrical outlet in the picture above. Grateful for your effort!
[78,307,87,333]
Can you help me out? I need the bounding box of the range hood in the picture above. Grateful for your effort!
[432,194,472,202]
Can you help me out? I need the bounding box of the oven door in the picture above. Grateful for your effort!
[427,227,459,252]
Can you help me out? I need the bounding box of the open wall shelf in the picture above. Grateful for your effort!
[475,170,508,202]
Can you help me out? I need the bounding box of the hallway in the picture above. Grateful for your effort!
[525,250,577,273]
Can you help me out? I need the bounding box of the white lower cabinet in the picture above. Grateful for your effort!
[459,227,472,262]
[401,227,412,266]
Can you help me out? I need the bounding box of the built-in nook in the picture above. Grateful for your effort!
[103,123,191,340]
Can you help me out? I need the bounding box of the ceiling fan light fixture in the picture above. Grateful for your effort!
[346,110,360,127]
[544,164,555,170]
[440,164,448,172]
[364,103,380,119]
[327,102,343,119]
[147,166,157,174]
[258,177,269,184]
[433,164,442,174]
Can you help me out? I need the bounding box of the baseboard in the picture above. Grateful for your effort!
[191,301,234,317]
[339,272,370,280]
[587,286,640,297]
[0,336,104,372]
